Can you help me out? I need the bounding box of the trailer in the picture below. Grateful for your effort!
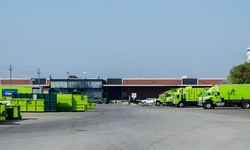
[201,84,250,109]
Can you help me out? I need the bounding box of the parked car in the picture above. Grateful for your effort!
[141,98,155,105]
[96,98,108,104]
[129,99,139,104]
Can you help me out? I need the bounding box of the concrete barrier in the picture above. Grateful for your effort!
[130,103,138,107]
[122,102,129,105]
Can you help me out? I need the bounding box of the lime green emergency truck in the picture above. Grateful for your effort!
[155,89,177,106]
[201,84,250,109]
[172,87,208,107]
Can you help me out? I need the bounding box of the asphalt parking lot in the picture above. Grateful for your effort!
[1,104,250,150]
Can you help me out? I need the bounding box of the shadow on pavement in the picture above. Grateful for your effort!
[0,120,20,125]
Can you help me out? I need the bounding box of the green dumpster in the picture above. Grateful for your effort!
[88,102,96,109]
[72,94,87,112]
[57,94,72,112]
[0,103,7,121]
[12,105,21,119]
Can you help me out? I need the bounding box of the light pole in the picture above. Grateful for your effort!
[83,72,86,79]
[67,72,69,89]
[9,65,12,85]
[38,68,41,87]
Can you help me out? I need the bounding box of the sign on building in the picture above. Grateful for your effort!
[2,89,18,97]
[131,93,137,99]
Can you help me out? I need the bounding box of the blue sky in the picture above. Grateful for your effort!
[0,0,249,79]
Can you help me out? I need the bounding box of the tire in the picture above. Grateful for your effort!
[156,101,161,106]
[204,102,213,109]
[242,102,250,109]
[178,102,185,108]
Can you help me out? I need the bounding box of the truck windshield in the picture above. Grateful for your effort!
[173,94,180,99]
[204,92,210,96]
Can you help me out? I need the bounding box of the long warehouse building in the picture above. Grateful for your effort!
[0,77,225,102]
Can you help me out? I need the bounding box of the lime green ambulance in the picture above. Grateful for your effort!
[172,87,208,107]
[201,84,250,109]
[155,89,177,106]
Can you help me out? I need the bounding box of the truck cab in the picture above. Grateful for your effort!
[202,86,222,109]
[155,89,177,106]
[172,92,185,107]
[155,93,167,106]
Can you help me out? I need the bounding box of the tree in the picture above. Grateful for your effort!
[122,92,128,100]
[222,75,231,84]
[228,62,250,84]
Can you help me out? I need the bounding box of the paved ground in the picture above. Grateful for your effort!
[1,104,250,150]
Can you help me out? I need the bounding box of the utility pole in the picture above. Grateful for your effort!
[38,68,41,86]
[67,72,69,93]
[9,65,12,85]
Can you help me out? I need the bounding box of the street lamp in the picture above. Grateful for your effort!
[67,72,69,79]
[83,72,86,79]
[67,72,69,90]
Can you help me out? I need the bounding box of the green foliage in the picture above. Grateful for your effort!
[222,75,231,84]
[229,62,250,84]
[122,92,128,99]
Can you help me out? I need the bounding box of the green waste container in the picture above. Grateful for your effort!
[0,103,7,121]
[57,94,73,112]
[12,105,21,119]
[88,102,96,109]
[72,94,86,112]
[6,105,21,119]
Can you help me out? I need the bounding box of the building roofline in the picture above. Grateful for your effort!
[122,78,225,80]
[198,78,226,80]
[103,84,213,87]
[122,78,182,80]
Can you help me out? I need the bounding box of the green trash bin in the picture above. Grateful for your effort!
[12,105,21,119]
[0,103,7,121]
[88,102,96,109]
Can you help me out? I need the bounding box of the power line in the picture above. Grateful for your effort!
[0,70,9,77]
[12,66,37,74]
[0,65,9,73]
[12,72,32,85]
[0,65,9,69]
[0,65,49,79]
[40,73,47,78]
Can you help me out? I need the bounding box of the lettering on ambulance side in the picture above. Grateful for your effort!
[228,89,235,96]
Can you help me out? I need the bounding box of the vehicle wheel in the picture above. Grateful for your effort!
[178,102,185,108]
[204,102,213,109]
[242,102,250,109]
[156,101,161,106]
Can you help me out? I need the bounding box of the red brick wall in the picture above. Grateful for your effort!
[198,79,224,85]
[1,79,31,85]
[123,79,182,85]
